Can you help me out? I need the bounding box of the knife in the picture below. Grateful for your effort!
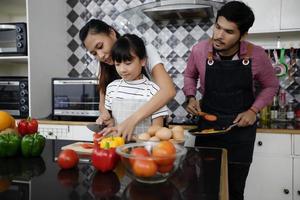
[86,123,106,132]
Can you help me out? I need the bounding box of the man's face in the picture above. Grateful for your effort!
[212,16,242,55]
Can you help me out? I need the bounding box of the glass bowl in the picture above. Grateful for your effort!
[116,141,187,184]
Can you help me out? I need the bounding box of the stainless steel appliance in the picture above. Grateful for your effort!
[0,76,29,118]
[0,23,27,56]
[52,78,100,121]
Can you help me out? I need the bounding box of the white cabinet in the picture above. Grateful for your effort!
[0,0,68,119]
[245,133,300,200]
[280,0,300,30]
[246,155,293,200]
[243,0,281,33]
[242,0,300,33]
[294,158,300,200]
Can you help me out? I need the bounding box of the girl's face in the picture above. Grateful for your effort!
[84,30,117,65]
[114,53,146,81]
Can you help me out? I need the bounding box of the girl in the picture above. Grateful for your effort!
[79,19,175,140]
[104,34,168,138]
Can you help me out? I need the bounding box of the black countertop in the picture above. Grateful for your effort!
[0,140,228,200]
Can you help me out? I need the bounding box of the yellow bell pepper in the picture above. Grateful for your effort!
[100,136,125,149]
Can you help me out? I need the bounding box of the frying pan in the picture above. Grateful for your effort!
[188,123,238,136]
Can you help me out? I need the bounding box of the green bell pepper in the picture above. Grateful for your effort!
[21,133,46,157]
[0,133,21,157]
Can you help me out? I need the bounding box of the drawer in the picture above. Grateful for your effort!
[254,133,291,155]
[294,135,300,155]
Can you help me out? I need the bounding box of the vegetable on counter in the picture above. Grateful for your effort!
[0,111,16,131]
[0,133,21,157]
[21,133,46,157]
[92,143,120,173]
[57,149,79,169]
[18,117,38,136]
[99,136,124,149]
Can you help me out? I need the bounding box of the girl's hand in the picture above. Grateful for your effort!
[233,109,257,127]
[116,115,139,142]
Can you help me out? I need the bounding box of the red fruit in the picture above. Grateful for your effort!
[130,147,150,165]
[57,149,79,169]
[132,158,157,177]
[152,141,176,166]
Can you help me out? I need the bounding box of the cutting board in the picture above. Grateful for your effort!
[61,142,94,155]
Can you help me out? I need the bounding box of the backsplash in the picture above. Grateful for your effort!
[66,0,300,119]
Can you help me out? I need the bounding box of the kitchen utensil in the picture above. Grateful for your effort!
[86,123,106,132]
[273,49,288,77]
[188,123,238,135]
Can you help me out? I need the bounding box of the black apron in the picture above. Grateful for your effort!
[195,44,257,164]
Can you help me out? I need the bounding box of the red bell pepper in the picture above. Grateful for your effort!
[91,144,120,173]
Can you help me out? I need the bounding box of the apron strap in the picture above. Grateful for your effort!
[242,44,253,66]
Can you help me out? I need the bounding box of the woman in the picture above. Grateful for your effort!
[79,19,175,140]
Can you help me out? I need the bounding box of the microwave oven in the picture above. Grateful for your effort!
[0,76,29,118]
[0,23,27,56]
[52,78,100,121]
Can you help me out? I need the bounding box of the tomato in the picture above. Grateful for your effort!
[57,168,79,188]
[152,141,176,166]
[130,147,150,165]
[157,163,174,173]
[17,118,38,136]
[80,143,94,149]
[93,133,103,145]
[57,149,79,169]
[132,158,157,177]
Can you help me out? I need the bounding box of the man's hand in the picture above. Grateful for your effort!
[186,97,201,115]
[233,109,257,127]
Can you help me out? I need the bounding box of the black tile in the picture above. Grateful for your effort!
[68,54,79,66]
[67,0,78,8]
[68,68,80,77]
[167,99,180,112]
[81,68,93,77]
[137,23,150,34]
[80,9,92,21]
[68,39,79,52]
[151,24,161,34]
[67,25,79,37]
[67,10,79,23]
[182,34,197,49]
[198,19,213,31]
[81,53,93,65]
[80,0,92,6]
[166,35,180,49]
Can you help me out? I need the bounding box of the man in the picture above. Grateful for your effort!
[183,1,279,200]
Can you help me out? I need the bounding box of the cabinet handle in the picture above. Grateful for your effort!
[298,190,300,195]
[257,141,263,146]
[283,189,289,194]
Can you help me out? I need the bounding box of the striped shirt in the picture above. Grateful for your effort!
[105,75,169,119]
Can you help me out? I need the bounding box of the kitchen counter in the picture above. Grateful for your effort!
[38,119,300,134]
[0,140,228,200]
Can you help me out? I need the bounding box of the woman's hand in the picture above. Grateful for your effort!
[186,97,201,115]
[233,109,257,127]
[96,109,111,124]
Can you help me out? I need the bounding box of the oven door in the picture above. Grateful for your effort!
[0,81,23,117]
[52,79,100,119]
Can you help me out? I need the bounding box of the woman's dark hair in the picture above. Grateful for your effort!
[79,19,121,94]
[216,1,255,36]
[111,34,149,78]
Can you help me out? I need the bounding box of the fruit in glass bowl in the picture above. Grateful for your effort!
[116,141,187,184]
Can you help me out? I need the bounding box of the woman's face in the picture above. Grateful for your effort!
[84,30,117,65]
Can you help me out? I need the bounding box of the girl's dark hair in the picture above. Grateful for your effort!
[79,19,121,94]
[216,1,255,36]
[111,34,149,78]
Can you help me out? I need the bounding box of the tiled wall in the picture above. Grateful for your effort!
[66,0,215,119]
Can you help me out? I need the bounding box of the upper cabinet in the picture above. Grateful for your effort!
[280,0,300,30]
[242,0,300,33]
[0,0,26,23]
